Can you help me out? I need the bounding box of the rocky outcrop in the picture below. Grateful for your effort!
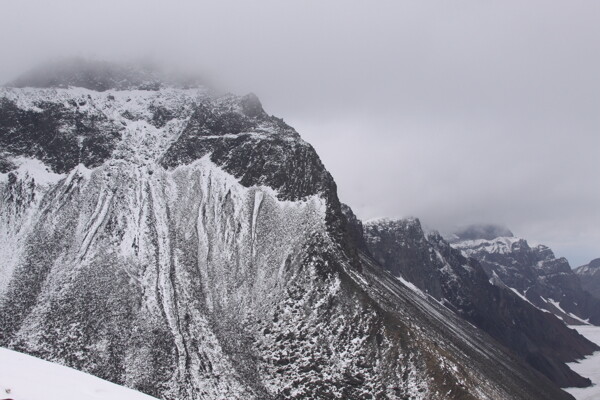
[575,258,600,300]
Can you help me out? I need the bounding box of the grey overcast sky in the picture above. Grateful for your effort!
[1,0,599,266]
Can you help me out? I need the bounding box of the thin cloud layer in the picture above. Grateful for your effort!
[1,0,598,266]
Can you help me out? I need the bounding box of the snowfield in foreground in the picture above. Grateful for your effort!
[565,325,600,400]
[0,347,158,400]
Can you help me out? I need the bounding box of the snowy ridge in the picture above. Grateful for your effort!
[452,231,600,327]
[0,157,65,185]
[453,236,523,256]
[0,86,206,116]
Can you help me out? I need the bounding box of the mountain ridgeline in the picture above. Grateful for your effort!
[0,61,585,400]
[451,226,600,326]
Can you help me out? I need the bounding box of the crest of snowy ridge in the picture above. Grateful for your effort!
[0,153,328,305]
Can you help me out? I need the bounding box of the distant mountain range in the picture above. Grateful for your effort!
[362,218,598,388]
[451,225,600,326]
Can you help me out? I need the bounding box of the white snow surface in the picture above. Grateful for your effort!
[0,157,65,185]
[0,347,158,400]
[507,286,539,308]
[453,236,522,256]
[564,325,600,400]
[396,275,426,298]
[544,298,590,325]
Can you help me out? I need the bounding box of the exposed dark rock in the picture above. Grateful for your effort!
[575,258,600,300]
[365,218,444,300]
[0,97,121,173]
[365,218,598,388]
[340,203,369,254]
[160,102,333,202]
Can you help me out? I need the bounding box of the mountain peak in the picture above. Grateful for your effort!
[576,258,600,300]
[587,258,600,269]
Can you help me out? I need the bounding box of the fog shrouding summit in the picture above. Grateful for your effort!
[0,0,598,266]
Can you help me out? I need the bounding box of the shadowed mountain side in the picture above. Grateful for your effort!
[362,217,598,388]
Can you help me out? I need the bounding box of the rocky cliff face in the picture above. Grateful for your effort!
[451,225,600,326]
[363,218,599,388]
[0,62,580,400]
[575,258,600,300]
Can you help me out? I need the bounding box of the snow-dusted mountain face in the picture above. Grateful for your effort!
[575,258,600,300]
[451,225,600,326]
[0,62,581,400]
[363,218,599,388]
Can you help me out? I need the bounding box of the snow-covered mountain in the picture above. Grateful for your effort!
[362,217,598,388]
[575,259,600,300]
[450,225,600,326]
[0,61,580,399]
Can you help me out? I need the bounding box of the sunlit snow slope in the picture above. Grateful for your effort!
[0,347,158,400]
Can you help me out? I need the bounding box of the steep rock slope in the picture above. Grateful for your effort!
[0,63,579,400]
[451,225,600,326]
[575,259,600,300]
[363,218,599,388]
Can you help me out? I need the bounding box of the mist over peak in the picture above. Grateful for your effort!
[451,224,514,242]
[7,58,206,92]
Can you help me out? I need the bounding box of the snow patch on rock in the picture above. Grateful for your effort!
[0,157,65,185]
